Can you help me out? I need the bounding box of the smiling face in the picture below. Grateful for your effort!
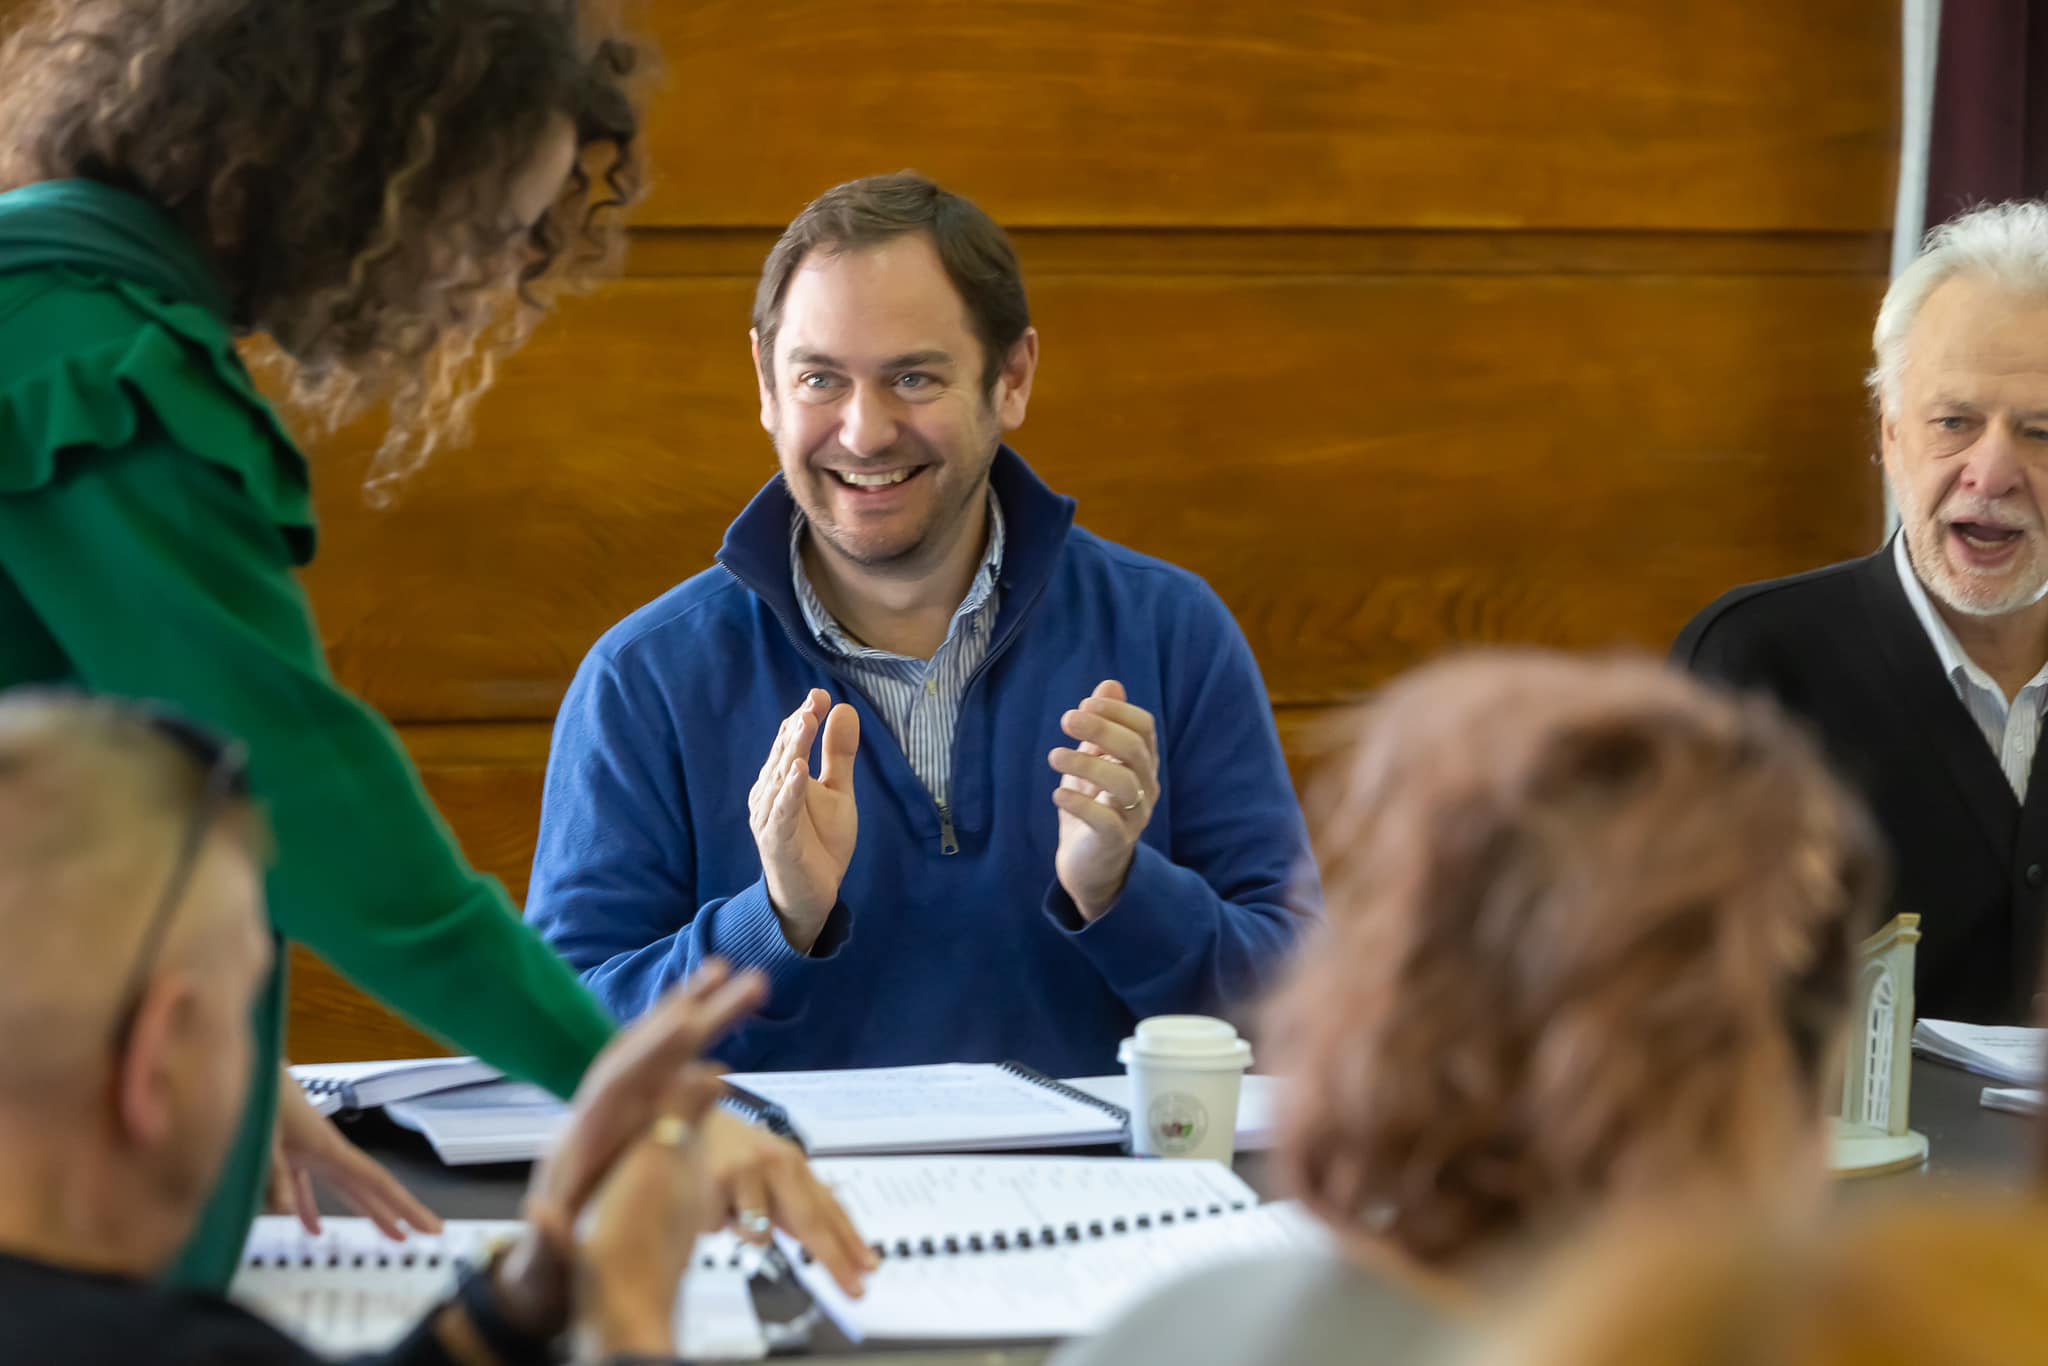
[1884,271,2048,618]
[753,232,1035,577]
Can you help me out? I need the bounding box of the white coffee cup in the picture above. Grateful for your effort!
[1118,1015,1253,1163]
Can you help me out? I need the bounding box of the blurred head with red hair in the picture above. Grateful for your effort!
[1271,651,1885,1272]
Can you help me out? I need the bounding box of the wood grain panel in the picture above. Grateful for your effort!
[0,0,1902,1075]
[0,1,1897,232]
[624,229,1894,281]
[300,270,1887,721]
[287,947,447,1063]
[630,0,1895,231]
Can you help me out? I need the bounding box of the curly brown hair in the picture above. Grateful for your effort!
[1271,651,1884,1270]
[0,0,646,492]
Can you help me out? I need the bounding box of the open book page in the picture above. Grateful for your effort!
[797,1200,1328,1343]
[808,1156,1257,1251]
[231,1217,766,1360]
[722,1063,1123,1154]
[1912,1020,2046,1085]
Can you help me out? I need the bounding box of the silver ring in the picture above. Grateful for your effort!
[1120,785,1145,813]
[737,1209,773,1237]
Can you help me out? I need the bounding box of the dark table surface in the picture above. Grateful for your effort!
[331,1058,2037,1364]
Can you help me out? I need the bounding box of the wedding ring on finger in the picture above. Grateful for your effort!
[1120,787,1145,813]
[737,1209,774,1238]
[649,1115,693,1149]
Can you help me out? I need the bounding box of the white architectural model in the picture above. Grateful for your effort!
[1830,913,1929,1177]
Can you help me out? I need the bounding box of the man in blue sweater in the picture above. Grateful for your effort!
[526,173,1318,1075]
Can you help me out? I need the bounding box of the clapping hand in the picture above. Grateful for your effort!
[749,690,860,951]
[1048,680,1161,921]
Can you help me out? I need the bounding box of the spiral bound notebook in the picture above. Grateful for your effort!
[382,1083,800,1166]
[290,1057,503,1117]
[779,1156,1321,1344]
[230,1216,769,1360]
[720,1061,1131,1155]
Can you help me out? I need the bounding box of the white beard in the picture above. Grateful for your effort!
[1901,514,2048,617]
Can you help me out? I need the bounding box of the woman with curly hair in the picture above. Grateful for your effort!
[1057,651,1883,1366]
[0,0,859,1295]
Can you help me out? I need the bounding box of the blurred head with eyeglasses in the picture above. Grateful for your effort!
[0,690,270,1274]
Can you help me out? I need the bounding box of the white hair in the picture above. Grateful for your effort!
[1870,200,2048,416]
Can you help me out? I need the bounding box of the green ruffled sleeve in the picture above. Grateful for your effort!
[0,273,614,1286]
[0,272,315,557]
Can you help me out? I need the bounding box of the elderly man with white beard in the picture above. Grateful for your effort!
[1679,201,2048,1023]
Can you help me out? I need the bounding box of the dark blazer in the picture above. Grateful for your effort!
[1676,542,2047,1023]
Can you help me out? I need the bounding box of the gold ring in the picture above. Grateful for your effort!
[649,1115,692,1148]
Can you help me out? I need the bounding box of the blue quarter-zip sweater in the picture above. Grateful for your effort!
[525,449,1319,1076]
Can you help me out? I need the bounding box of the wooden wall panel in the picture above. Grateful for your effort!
[288,948,444,1063]
[624,228,1896,281]
[303,268,1886,720]
[0,0,1903,1080]
[633,1,1895,232]
[0,0,1886,1061]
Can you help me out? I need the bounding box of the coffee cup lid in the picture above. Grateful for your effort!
[1118,1014,1253,1070]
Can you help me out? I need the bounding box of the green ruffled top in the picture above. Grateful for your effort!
[0,182,311,550]
[0,181,613,1290]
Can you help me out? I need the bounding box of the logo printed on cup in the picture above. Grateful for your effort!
[1119,1015,1252,1163]
[1146,1092,1210,1155]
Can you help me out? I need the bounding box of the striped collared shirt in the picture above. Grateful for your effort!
[1894,533,2048,800]
[791,492,1005,813]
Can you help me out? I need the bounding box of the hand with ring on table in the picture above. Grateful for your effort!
[454,961,870,1363]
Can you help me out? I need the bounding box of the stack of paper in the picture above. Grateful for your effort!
[291,1058,503,1118]
[721,1063,1127,1155]
[384,1080,571,1165]
[1911,1020,2046,1085]
[382,1084,800,1166]
[1981,1087,2046,1117]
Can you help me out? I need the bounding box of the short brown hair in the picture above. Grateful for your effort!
[1271,651,1883,1268]
[753,172,1030,393]
[0,0,645,491]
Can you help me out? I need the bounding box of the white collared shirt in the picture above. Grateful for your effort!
[789,492,1005,813]
[1894,534,2048,799]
